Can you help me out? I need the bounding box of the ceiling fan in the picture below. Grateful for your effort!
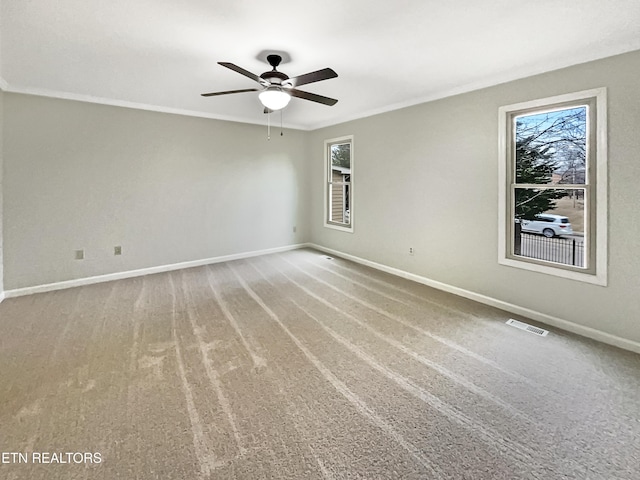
[201,54,338,112]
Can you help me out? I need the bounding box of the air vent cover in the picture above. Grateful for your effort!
[506,319,549,337]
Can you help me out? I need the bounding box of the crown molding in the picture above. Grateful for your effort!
[307,43,640,130]
[2,84,308,130]
[3,43,640,131]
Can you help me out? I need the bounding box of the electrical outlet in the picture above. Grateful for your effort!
[75,249,84,260]
[114,246,122,256]
[293,226,297,233]
[409,247,414,255]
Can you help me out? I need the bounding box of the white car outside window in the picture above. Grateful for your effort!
[520,214,573,238]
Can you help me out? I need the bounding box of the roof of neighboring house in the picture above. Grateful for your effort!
[332,166,351,174]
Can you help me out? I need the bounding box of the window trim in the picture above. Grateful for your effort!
[324,135,354,233]
[497,88,607,286]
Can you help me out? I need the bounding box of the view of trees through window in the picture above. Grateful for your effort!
[513,106,587,267]
[331,143,351,169]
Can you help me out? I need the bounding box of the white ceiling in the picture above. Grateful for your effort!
[2,0,639,130]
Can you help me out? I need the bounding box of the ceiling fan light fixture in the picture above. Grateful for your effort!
[258,87,291,111]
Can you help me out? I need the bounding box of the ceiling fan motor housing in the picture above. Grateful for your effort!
[260,55,289,86]
[260,70,289,86]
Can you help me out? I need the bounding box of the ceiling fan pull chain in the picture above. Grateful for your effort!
[267,110,271,140]
[280,110,284,136]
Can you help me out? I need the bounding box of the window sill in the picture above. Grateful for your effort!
[498,256,607,286]
[324,222,354,233]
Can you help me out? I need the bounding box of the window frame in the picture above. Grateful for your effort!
[324,135,354,233]
[498,88,607,286]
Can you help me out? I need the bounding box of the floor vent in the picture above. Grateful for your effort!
[506,319,549,337]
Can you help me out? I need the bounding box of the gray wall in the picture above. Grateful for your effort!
[308,50,640,344]
[2,50,639,345]
[2,94,309,289]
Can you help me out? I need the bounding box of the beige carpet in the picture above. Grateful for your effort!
[1,248,639,479]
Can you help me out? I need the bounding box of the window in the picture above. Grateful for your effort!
[498,88,607,285]
[324,135,354,232]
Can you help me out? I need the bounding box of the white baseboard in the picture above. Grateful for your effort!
[3,243,308,299]
[308,243,640,355]
[4,241,638,355]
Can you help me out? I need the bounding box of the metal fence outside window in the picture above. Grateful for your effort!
[518,232,584,267]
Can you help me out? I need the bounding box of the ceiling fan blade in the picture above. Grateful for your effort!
[288,88,338,106]
[286,68,338,87]
[218,62,268,86]
[201,88,259,97]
